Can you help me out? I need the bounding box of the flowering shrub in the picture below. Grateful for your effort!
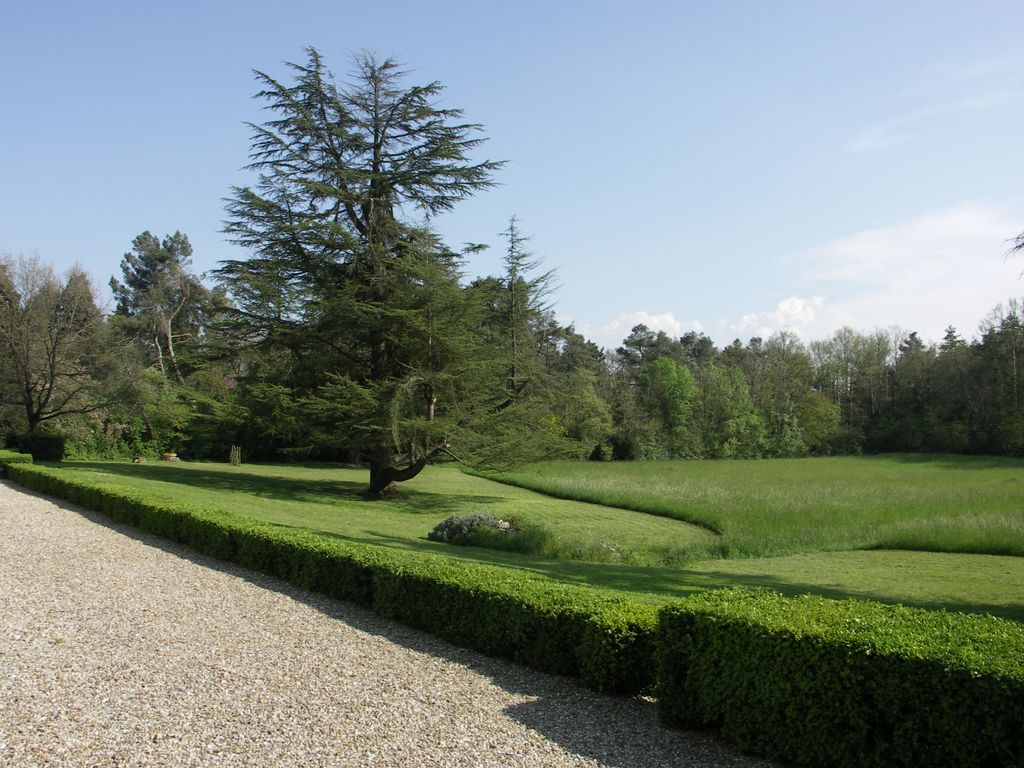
[428,513,505,543]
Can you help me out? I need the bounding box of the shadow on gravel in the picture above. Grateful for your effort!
[6,480,775,768]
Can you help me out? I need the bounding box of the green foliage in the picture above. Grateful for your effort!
[19,431,65,461]
[696,363,766,458]
[428,513,502,543]
[7,462,657,695]
[0,255,108,432]
[553,368,613,459]
[656,588,1024,768]
[110,230,218,384]
[640,357,700,458]
[0,448,32,475]
[463,521,556,556]
[217,49,505,492]
[429,512,558,557]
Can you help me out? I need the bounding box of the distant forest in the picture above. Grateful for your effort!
[4,238,1024,466]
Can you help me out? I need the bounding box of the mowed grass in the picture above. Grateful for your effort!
[490,454,1024,559]
[28,457,1024,622]
[50,460,715,568]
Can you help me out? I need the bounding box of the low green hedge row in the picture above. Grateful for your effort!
[0,449,33,474]
[657,588,1024,768]
[6,463,656,695]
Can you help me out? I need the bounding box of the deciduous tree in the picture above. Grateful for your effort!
[0,255,107,432]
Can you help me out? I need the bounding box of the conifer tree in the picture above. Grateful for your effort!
[217,48,503,494]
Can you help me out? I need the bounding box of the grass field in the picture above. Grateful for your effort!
[23,456,1024,622]
[490,454,1024,559]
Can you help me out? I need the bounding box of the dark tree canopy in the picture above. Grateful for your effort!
[111,231,215,383]
[218,48,504,494]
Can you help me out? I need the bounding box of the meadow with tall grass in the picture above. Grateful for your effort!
[491,454,1024,559]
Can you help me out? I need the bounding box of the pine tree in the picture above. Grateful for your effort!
[217,48,503,494]
[110,231,214,383]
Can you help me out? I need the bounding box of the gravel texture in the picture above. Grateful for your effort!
[0,480,777,767]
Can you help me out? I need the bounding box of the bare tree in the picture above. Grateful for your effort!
[1011,231,1024,259]
[0,254,107,431]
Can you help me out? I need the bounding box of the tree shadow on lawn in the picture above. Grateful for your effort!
[23,484,773,768]
[878,453,1024,472]
[280,525,712,601]
[65,461,505,513]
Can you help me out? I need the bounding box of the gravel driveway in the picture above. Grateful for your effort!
[0,480,776,767]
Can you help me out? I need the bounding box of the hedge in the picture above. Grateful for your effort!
[17,431,66,461]
[0,449,33,475]
[6,463,657,695]
[656,588,1024,768]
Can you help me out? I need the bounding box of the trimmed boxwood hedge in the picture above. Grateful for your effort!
[6,463,657,695]
[18,431,66,461]
[0,449,33,475]
[656,588,1024,768]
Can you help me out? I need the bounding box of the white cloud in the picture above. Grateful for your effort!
[726,296,825,340]
[587,204,1023,350]
[779,203,1023,343]
[845,56,1023,154]
[588,311,702,349]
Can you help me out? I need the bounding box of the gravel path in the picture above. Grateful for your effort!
[0,480,776,768]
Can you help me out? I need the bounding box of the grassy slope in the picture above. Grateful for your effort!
[491,454,1024,558]
[28,457,1024,622]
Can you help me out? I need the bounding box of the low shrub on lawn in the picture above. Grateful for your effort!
[17,432,65,462]
[428,513,555,556]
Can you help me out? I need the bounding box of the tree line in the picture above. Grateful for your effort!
[602,310,1024,460]
[2,47,1023,493]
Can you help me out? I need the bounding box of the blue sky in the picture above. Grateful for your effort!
[2,0,1023,349]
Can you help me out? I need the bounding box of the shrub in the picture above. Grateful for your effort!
[0,449,33,475]
[656,588,1024,768]
[463,520,555,555]
[429,513,559,557]
[19,431,66,461]
[428,512,502,543]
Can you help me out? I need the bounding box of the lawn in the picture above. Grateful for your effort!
[53,460,714,568]
[25,456,1024,622]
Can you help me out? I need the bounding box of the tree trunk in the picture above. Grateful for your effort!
[368,456,428,497]
[164,319,185,385]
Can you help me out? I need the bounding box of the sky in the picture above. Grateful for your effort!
[2,0,1023,350]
